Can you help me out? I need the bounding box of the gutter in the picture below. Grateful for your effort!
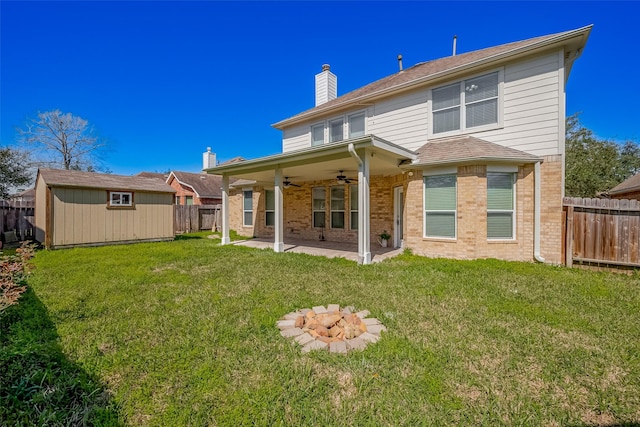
[534,161,545,263]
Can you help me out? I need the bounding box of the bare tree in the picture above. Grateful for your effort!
[18,110,106,171]
[0,147,32,199]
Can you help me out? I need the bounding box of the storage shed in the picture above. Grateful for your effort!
[35,168,175,249]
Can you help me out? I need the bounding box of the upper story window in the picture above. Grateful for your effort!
[348,113,365,138]
[432,71,500,135]
[329,118,344,143]
[109,191,133,207]
[311,124,324,147]
[310,111,366,146]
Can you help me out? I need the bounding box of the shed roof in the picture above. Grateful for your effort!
[38,168,175,193]
[273,25,591,128]
[410,135,542,166]
[609,172,640,195]
[136,171,169,181]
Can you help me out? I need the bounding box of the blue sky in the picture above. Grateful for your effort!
[1,1,637,176]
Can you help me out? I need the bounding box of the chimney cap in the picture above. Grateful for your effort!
[322,64,331,72]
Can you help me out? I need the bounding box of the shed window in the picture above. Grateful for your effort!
[109,191,133,207]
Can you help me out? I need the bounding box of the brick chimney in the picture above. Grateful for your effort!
[202,147,216,171]
[315,64,337,106]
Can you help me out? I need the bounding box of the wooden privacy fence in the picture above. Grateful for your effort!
[175,204,221,234]
[563,197,640,268]
[1,200,35,242]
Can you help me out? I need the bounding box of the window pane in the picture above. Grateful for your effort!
[433,83,460,110]
[313,212,325,228]
[331,212,345,229]
[350,185,358,210]
[349,113,365,138]
[425,175,456,210]
[121,194,130,204]
[425,212,455,238]
[265,211,274,226]
[465,73,498,103]
[186,196,194,206]
[331,186,345,211]
[487,212,513,239]
[312,124,324,146]
[351,212,358,230]
[243,191,252,210]
[111,193,121,204]
[312,187,325,210]
[433,108,460,134]
[265,190,275,210]
[330,119,343,142]
[244,211,253,226]
[466,98,497,128]
[487,173,514,210]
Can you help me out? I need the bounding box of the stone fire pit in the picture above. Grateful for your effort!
[277,304,386,354]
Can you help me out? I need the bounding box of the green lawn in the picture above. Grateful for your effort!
[2,233,640,426]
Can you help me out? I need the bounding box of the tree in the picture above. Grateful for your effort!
[564,114,640,197]
[0,147,32,199]
[18,110,106,171]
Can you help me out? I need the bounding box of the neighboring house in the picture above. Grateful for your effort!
[9,188,35,204]
[166,171,224,205]
[35,168,175,249]
[205,26,592,265]
[608,173,640,200]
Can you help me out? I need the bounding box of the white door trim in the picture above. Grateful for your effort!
[393,186,404,248]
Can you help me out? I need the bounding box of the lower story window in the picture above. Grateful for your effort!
[487,172,515,239]
[350,184,358,230]
[330,186,345,229]
[265,190,275,226]
[185,195,193,205]
[312,187,325,228]
[243,190,253,226]
[424,174,456,238]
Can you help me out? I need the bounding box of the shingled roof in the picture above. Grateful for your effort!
[273,26,591,129]
[169,171,224,198]
[410,136,542,166]
[609,173,640,196]
[38,168,175,193]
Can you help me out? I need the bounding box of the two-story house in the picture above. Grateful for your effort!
[206,25,591,264]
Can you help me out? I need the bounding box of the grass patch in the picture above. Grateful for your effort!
[3,235,640,425]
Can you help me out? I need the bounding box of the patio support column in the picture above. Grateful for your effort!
[274,168,284,253]
[221,174,230,245]
[361,150,371,264]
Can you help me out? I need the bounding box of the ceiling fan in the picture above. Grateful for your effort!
[283,177,300,188]
[336,171,357,184]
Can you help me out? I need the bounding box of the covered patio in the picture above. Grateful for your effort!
[230,236,404,263]
[205,135,416,264]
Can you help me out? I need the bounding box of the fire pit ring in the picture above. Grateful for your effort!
[277,304,386,353]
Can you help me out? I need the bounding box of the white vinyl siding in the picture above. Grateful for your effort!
[487,173,515,239]
[312,187,325,228]
[265,190,275,226]
[243,190,253,226]
[330,186,345,229]
[424,174,457,239]
[350,184,358,230]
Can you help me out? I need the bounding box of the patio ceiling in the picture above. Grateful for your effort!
[204,135,417,185]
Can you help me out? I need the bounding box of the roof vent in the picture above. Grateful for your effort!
[397,54,403,71]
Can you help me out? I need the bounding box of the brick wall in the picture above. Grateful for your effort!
[168,177,220,205]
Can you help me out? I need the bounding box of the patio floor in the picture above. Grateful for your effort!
[229,237,403,263]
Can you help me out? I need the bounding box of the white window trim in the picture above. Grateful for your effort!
[309,110,367,146]
[330,185,345,229]
[243,190,253,227]
[423,174,457,240]
[428,68,504,138]
[487,172,516,241]
[109,191,133,207]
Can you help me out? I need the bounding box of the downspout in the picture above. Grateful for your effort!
[534,161,545,263]
[348,143,362,167]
